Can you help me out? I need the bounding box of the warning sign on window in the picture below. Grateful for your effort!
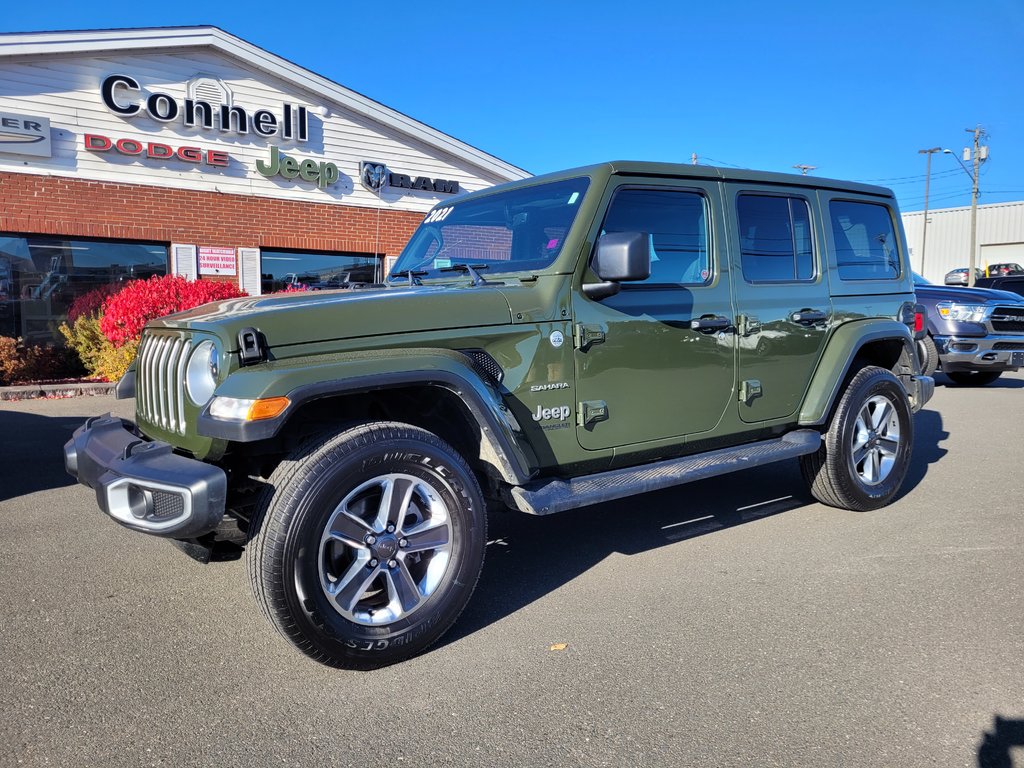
[198,247,237,276]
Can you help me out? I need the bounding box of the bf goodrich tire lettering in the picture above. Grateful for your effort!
[800,366,914,512]
[246,422,486,669]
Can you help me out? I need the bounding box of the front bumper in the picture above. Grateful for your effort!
[933,334,1024,373]
[63,414,227,538]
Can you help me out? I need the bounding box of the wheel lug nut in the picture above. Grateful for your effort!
[365,535,376,545]
[368,558,378,568]
[399,538,408,548]
[388,559,398,569]
[386,524,396,533]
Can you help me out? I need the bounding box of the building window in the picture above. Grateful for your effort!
[0,235,168,345]
[260,250,381,294]
[737,195,815,283]
[829,200,901,281]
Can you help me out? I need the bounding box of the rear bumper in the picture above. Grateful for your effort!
[906,375,934,412]
[933,334,1024,373]
[63,414,227,538]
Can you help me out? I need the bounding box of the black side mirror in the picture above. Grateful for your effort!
[584,231,651,299]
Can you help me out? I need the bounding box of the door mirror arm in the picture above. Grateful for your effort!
[584,231,651,300]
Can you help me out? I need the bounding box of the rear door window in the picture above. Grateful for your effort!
[829,200,901,280]
[737,194,815,282]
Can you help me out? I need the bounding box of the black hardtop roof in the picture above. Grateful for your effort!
[457,161,893,202]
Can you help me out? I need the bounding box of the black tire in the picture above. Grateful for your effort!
[247,422,486,669]
[916,334,939,377]
[945,370,1002,387]
[800,366,913,512]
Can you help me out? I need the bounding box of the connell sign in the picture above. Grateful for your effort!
[100,74,310,141]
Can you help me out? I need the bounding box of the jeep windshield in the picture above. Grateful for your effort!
[389,177,590,281]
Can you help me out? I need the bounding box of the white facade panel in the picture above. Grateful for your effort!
[902,200,1024,282]
[0,47,524,212]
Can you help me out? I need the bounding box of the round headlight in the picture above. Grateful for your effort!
[185,340,219,405]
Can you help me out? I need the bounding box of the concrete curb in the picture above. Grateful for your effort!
[0,382,115,401]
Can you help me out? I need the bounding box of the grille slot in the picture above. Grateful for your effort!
[991,306,1024,333]
[136,332,192,434]
[993,341,1024,350]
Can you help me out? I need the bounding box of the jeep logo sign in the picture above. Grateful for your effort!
[257,146,339,189]
[360,159,459,195]
[0,111,51,158]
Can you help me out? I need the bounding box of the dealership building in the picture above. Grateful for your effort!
[0,26,528,344]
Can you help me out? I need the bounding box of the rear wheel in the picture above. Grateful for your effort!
[916,334,939,377]
[800,366,913,511]
[247,422,486,668]
[945,370,1002,387]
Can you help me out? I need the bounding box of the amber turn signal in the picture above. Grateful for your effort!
[248,396,290,420]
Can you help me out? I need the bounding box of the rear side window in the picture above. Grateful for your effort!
[737,195,814,282]
[601,188,710,285]
[829,200,901,280]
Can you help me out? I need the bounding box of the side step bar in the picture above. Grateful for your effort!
[505,430,821,516]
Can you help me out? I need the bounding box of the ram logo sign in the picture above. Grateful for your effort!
[359,160,460,196]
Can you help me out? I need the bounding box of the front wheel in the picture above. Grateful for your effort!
[247,422,486,668]
[945,370,1002,387]
[800,366,914,512]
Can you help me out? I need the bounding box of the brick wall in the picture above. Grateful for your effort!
[0,171,424,280]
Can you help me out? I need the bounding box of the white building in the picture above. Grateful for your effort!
[902,200,1024,282]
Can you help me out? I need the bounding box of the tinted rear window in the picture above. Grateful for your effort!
[829,200,900,281]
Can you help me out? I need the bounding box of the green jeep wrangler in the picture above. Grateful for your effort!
[65,162,934,668]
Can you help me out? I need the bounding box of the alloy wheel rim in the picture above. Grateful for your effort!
[850,394,901,486]
[318,473,453,626]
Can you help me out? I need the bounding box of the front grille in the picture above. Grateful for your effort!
[991,306,1024,333]
[993,341,1024,351]
[136,332,192,434]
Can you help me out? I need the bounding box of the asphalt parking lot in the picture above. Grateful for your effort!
[1,374,1022,768]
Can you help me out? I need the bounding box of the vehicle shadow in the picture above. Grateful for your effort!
[896,406,949,500]
[446,460,814,645]
[0,408,85,502]
[446,412,949,646]
[978,716,1024,767]
[935,372,1024,389]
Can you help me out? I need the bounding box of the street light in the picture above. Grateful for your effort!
[917,147,942,275]
[941,126,988,287]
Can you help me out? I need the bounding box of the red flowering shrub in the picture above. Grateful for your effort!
[100,275,246,347]
[67,284,120,324]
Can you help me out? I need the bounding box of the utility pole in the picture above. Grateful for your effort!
[793,164,816,175]
[918,147,942,275]
[965,125,986,287]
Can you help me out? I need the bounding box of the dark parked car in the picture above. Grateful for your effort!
[914,273,1024,385]
[987,262,1024,277]
[944,267,985,285]
[975,274,1024,297]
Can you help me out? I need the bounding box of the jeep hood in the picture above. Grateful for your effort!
[916,284,1024,304]
[152,286,514,349]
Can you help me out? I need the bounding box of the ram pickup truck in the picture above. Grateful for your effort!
[913,273,1024,385]
[65,162,933,668]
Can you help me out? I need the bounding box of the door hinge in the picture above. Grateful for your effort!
[574,324,606,351]
[578,400,609,427]
[739,379,763,405]
[737,315,762,337]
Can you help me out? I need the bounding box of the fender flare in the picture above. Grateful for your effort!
[799,319,917,426]
[197,348,535,485]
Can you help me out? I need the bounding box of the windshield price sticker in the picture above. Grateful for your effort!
[424,207,454,224]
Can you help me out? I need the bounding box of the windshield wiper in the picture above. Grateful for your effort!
[439,263,490,286]
[388,269,428,286]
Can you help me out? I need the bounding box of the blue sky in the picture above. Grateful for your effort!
[4,0,1023,213]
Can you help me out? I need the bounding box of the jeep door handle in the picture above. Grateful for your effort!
[791,309,829,325]
[689,315,732,333]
